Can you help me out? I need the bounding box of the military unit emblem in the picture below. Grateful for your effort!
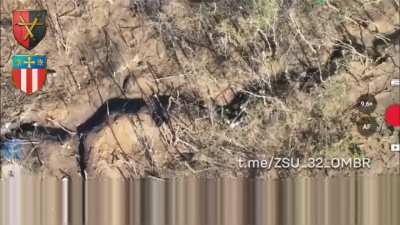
[13,10,47,50]
[11,10,48,94]
[12,55,47,94]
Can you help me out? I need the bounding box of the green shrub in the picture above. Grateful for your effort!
[249,0,279,29]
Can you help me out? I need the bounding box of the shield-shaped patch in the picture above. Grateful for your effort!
[12,55,47,94]
[13,10,47,50]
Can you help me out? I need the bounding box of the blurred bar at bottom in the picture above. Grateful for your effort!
[0,175,398,225]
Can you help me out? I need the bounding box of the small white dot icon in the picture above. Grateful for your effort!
[391,144,400,152]
[390,79,400,87]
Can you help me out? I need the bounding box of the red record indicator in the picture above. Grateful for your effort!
[385,104,400,128]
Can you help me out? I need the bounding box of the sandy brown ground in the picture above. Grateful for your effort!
[1,0,399,178]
